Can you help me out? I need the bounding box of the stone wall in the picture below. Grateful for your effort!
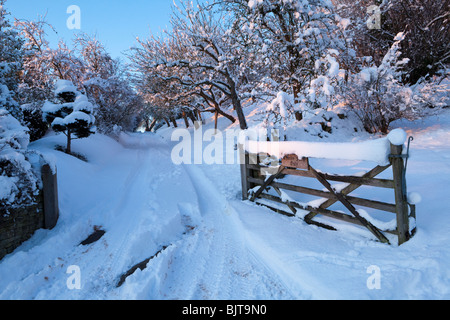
[0,193,45,260]
[0,164,59,261]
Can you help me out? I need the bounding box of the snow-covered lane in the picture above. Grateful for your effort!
[2,113,450,300]
[0,134,196,299]
[0,133,312,299]
[119,162,302,299]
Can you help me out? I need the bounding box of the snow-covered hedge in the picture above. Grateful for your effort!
[0,108,39,210]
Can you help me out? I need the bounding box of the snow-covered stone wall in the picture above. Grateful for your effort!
[0,193,45,260]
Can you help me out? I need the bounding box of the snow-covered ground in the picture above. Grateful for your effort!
[1,108,450,300]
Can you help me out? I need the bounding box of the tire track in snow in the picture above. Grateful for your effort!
[98,140,190,296]
[0,147,153,299]
[46,148,153,298]
[241,229,342,300]
[25,141,176,299]
[98,148,149,288]
[168,164,300,299]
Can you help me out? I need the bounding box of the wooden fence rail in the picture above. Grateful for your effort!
[240,140,416,245]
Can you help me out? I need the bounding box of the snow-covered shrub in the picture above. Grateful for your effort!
[261,92,296,139]
[408,72,450,113]
[304,51,342,111]
[0,84,18,117]
[43,80,96,154]
[343,33,418,133]
[0,2,23,120]
[336,0,449,84]
[0,108,39,210]
[257,91,360,141]
[21,103,48,142]
[0,3,39,210]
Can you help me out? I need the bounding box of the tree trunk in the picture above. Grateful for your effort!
[231,92,247,130]
[216,107,236,124]
[148,118,157,132]
[182,111,190,128]
[66,129,72,155]
[226,71,247,130]
[188,111,197,125]
[293,81,301,104]
[292,80,303,121]
[228,77,248,130]
[214,110,219,131]
[170,117,178,128]
[197,109,204,124]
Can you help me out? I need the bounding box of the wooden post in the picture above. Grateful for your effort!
[391,143,410,245]
[239,145,250,200]
[41,164,59,230]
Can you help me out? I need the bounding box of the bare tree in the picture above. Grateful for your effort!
[14,17,83,140]
[130,1,248,130]
[220,0,351,108]
[75,34,144,134]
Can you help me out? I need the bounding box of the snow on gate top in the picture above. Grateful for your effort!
[244,128,408,166]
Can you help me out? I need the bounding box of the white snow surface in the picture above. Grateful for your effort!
[387,128,408,146]
[54,80,78,95]
[244,137,392,165]
[0,175,17,202]
[1,109,450,300]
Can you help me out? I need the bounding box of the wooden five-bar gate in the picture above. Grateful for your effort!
[240,139,416,245]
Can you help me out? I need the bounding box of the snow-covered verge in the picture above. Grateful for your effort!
[0,106,450,300]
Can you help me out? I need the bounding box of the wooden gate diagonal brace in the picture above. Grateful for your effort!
[309,166,391,245]
[250,166,286,202]
[304,164,391,222]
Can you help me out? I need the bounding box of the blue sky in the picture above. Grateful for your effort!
[6,0,175,60]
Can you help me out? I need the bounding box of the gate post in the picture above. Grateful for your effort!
[390,143,410,245]
[41,164,59,230]
[239,144,250,200]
